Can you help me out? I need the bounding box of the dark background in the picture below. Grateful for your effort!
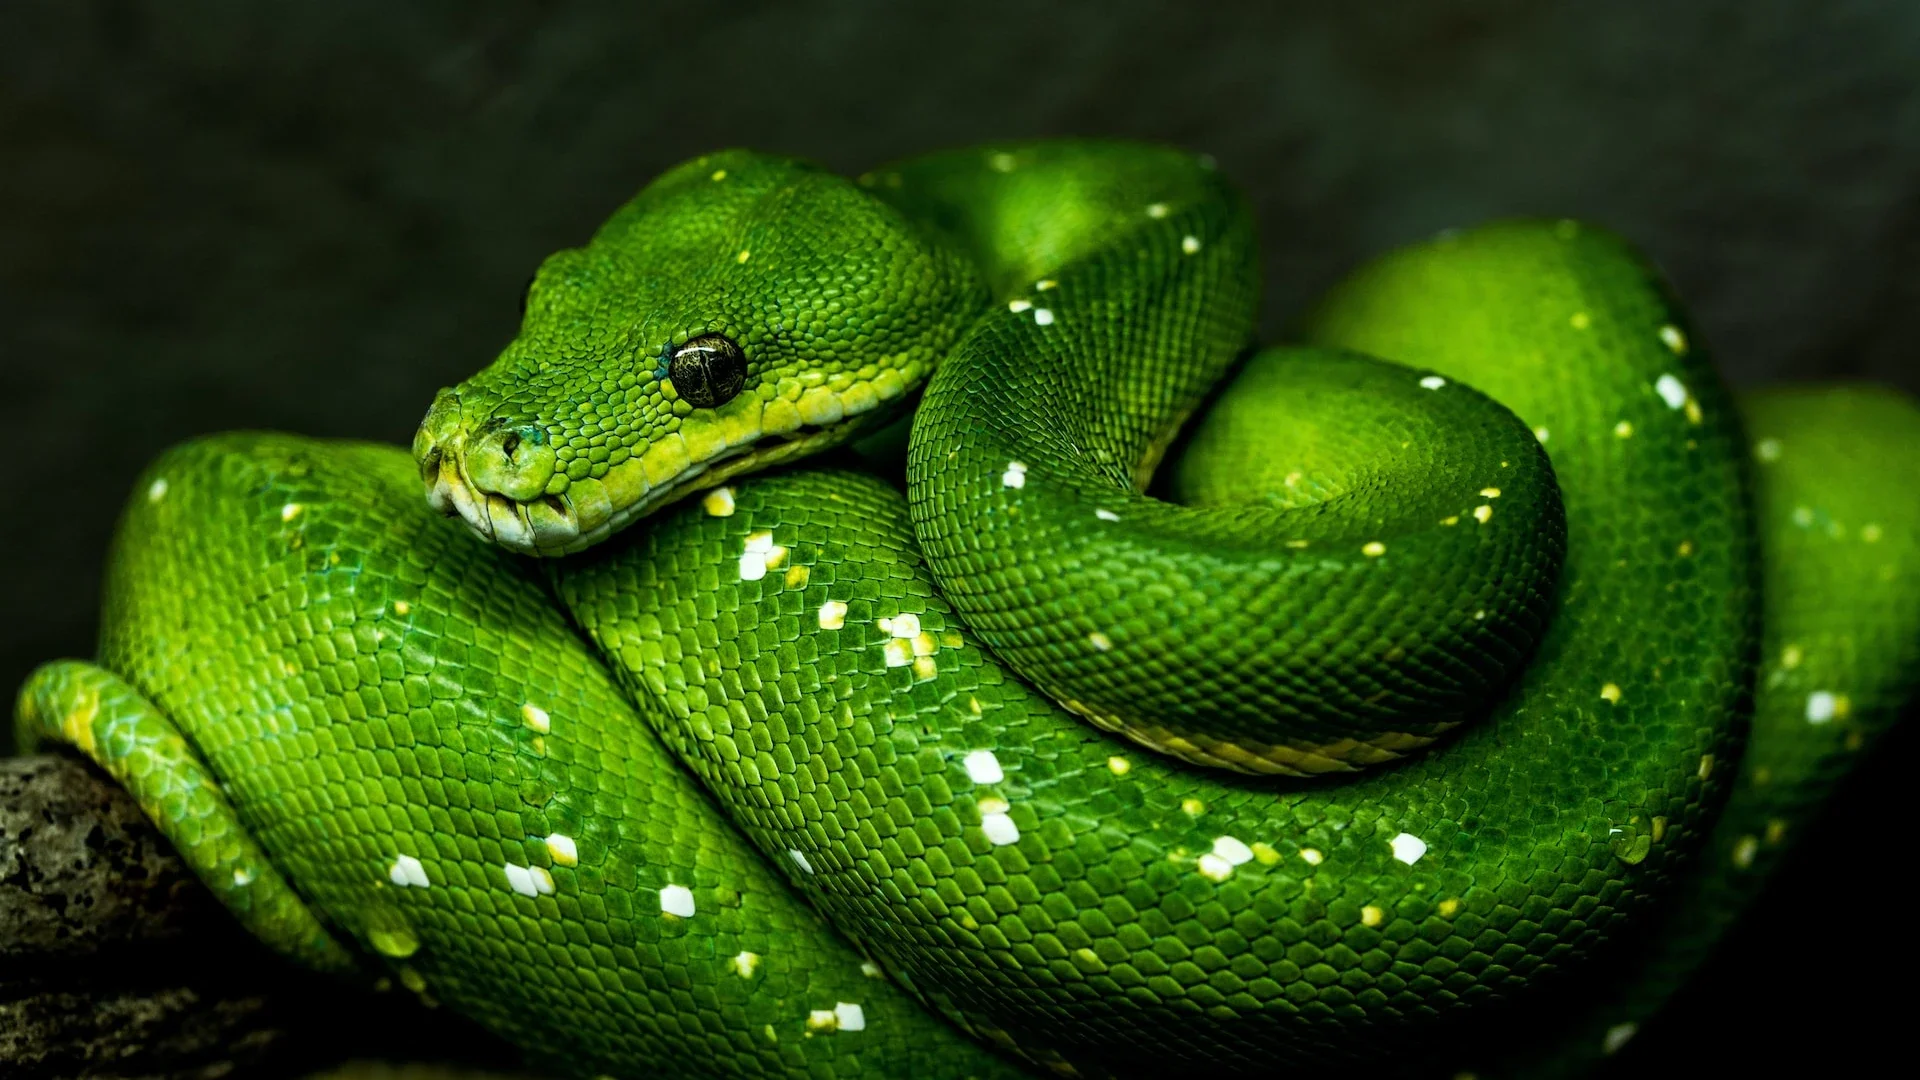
[2,1,1915,1076]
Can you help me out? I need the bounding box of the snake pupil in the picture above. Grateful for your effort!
[668,333,747,408]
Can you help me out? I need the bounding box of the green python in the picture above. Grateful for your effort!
[15,141,1920,1078]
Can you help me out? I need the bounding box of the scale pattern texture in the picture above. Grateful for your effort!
[14,141,1919,1079]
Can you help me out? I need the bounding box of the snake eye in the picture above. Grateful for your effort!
[668,333,748,409]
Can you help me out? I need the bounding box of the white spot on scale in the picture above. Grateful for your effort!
[808,1009,838,1032]
[1533,426,1550,443]
[521,703,550,733]
[281,503,303,522]
[232,866,255,887]
[1212,836,1254,866]
[738,530,778,581]
[1655,374,1689,410]
[1181,235,1202,254]
[1732,835,1759,869]
[789,849,814,874]
[1197,854,1234,882]
[389,854,429,888]
[1602,1022,1638,1055]
[861,961,883,978]
[1659,325,1688,354]
[147,478,168,502]
[834,1002,866,1032]
[1390,833,1428,865]
[887,613,920,638]
[545,834,578,867]
[1755,438,1783,462]
[981,812,1021,846]
[503,863,553,897]
[1805,691,1838,724]
[1008,299,1032,313]
[1095,508,1121,522]
[1033,308,1054,326]
[817,601,848,630]
[1420,376,1447,390]
[1088,631,1114,651]
[703,487,736,516]
[1001,461,1028,488]
[1146,202,1169,218]
[660,884,696,918]
[731,951,761,977]
[963,750,1004,784]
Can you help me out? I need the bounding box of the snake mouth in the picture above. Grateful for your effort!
[420,417,865,557]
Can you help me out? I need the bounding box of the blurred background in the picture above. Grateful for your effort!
[2,0,1914,1075]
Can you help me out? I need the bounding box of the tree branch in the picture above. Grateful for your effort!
[1,753,518,1079]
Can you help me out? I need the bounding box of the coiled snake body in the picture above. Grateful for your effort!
[18,141,1920,1078]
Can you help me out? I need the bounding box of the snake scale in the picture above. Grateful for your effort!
[16,140,1920,1078]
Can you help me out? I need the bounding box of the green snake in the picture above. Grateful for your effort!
[15,140,1920,1078]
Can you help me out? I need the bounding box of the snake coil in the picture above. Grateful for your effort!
[18,140,1920,1079]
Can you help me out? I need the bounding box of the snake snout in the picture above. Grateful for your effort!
[464,423,557,502]
[413,389,580,556]
[414,388,467,515]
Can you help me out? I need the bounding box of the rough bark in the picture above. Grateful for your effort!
[0,754,518,1080]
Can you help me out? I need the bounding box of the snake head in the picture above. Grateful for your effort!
[415,149,986,556]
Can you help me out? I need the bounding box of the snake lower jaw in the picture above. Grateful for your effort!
[427,423,861,557]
